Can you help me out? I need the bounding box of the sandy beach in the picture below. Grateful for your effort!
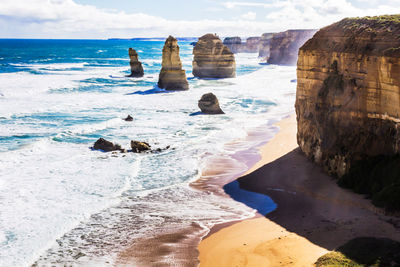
[198,115,400,266]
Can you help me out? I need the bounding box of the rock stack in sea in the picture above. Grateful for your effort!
[128,48,144,77]
[296,15,400,178]
[157,36,189,90]
[193,34,236,78]
[268,29,316,65]
[223,37,243,53]
[198,93,224,114]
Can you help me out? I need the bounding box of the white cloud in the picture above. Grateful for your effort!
[241,11,257,20]
[0,0,399,38]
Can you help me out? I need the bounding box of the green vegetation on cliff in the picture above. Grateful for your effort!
[316,237,400,267]
[338,155,400,212]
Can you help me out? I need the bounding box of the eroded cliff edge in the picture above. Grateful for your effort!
[295,16,400,210]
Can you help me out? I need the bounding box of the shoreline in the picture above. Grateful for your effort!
[198,114,400,266]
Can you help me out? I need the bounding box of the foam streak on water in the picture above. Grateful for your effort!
[0,39,296,266]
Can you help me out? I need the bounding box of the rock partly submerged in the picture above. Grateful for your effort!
[296,15,400,177]
[193,34,236,78]
[93,138,124,152]
[198,93,224,114]
[158,36,189,90]
[130,141,151,153]
[123,115,133,121]
[128,48,144,77]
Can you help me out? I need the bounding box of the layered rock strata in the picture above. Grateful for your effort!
[128,48,144,77]
[198,93,224,114]
[295,15,400,177]
[158,36,189,90]
[193,34,236,78]
[268,29,316,65]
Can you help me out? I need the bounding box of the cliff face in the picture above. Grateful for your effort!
[128,48,144,77]
[245,37,261,53]
[268,30,316,65]
[223,37,242,53]
[158,36,189,90]
[296,16,400,177]
[259,33,273,58]
[193,34,236,78]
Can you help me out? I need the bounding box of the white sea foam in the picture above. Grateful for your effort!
[0,49,297,266]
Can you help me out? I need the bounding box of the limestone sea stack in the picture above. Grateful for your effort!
[245,37,261,53]
[157,36,189,90]
[128,48,144,77]
[296,15,400,178]
[268,29,316,65]
[193,34,236,78]
[198,93,224,114]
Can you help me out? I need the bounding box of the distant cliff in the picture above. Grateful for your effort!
[296,15,400,210]
[268,30,316,65]
[223,36,261,53]
[259,33,274,58]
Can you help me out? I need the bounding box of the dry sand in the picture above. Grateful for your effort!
[198,115,400,267]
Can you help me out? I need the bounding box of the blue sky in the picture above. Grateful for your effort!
[1,0,400,38]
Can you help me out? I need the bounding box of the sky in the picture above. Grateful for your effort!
[0,0,400,39]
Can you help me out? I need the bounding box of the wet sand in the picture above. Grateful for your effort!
[198,115,400,267]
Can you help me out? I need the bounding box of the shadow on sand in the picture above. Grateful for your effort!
[224,147,400,264]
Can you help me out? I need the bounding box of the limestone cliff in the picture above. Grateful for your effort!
[158,36,189,90]
[268,30,316,65]
[296,15,400,177]
[128,48,144,77]
[259,33,273,58]
[223,37,242,53]
[245,37,261,53]
[193,34,236,78]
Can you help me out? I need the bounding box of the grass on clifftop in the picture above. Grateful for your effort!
[316,237,400,267]
[346,14,400,23]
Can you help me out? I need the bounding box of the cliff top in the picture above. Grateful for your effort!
[301,15,400,57]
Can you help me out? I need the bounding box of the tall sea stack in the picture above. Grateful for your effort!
[296,15,400,178]
[128,48,144,77]
[193,34,236,78]
[158,36,189,90]
[268,29,316,65]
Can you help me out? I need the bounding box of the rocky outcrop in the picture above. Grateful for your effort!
[123,115,133,121]
[158,36,189,90]
[93,138,124,152]
[259,33,274,58]
[295,15,400,177]
[128,48,144,77]
[223,37,242,53]
[198,93,224,114]
[193,34,236,78]
[245,37,261,53]
[268,29,316,65]
[131,141,151,153]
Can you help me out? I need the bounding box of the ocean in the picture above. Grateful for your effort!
[0,39,296,266]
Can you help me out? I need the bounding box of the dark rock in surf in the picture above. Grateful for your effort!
[93,138,123,152]
[131,141,151,153]
[198,93,224,114]
[123,115,133,121]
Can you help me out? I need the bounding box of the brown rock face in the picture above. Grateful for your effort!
[193,34,236,78]
[268,30,316,65]
[198,93,224,114]
[296,15,400,177]
[158,36,189,90]
[128,48,144,77]
[130,141,151,153]
[93,138,123,152]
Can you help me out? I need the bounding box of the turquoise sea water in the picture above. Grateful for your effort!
[0,39,296,266]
